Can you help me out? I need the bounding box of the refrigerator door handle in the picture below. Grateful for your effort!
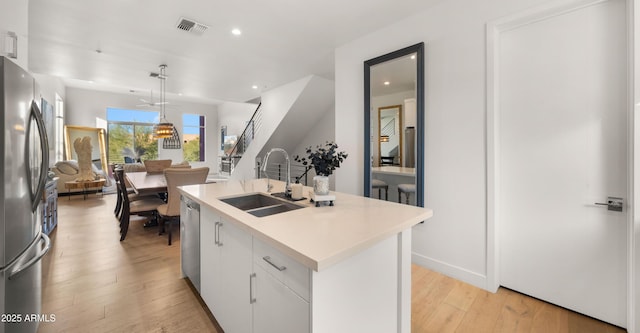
[7,232,50,280]
[0,232,41,273]
[25,100,49,212]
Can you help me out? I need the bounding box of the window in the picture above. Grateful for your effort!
[183,114,205,162]
[106,108,159,164]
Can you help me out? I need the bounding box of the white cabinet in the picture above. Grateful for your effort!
[199,207,217,307]
[199,207,310,333]
[253,264,310,333]
[252,237,310,333]
[200,207,252,333]
[196,205,409,333]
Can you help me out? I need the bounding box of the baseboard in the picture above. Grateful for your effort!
[412,252,489,291]
[57,189,105,197]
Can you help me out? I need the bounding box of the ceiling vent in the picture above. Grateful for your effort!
[176,17,209,35]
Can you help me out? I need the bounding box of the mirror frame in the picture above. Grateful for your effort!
[64,125,109,174]
[364,42,424,207]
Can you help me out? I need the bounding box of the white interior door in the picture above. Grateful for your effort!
[497,0,628,327]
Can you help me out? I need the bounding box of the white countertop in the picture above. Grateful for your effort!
[178,179,432,271]
[372,166,416,176]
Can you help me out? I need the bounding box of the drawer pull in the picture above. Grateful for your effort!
[262,256,286,271]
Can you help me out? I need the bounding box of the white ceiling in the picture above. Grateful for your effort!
[370,52,417,97]
[27,0,443,105]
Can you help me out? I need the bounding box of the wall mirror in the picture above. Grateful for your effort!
[364,42,424,206]
[64,125,108,173]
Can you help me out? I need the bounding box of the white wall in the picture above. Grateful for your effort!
[225,75,335,188]
[218,102,256,138]
[0,1,28,69]
[34,74,65,105]
[258,75,335,170]
[290,102,336,187]
[217,101,258,157]
[33,74,66,165]
[335,0,556,289]
[65,87,219,172]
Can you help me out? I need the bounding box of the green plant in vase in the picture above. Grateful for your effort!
[294,142,348,195]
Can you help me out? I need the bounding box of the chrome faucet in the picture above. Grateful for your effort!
[261,148,291,197]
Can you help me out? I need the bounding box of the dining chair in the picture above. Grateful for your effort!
[113,166,126,217]
[113,166,160,219]
[143,159,172,173]
[157,167,209,245]
[115,169,165,241]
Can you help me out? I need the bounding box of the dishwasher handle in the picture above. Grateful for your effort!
[182,196,200,212]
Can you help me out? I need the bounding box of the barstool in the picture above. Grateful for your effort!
[371,179,388,201]
[397,184,416,204]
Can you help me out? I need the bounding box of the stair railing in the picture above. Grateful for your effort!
[221,102,263,174]
[256,160,312,186]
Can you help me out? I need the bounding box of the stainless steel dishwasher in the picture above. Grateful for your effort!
[180,195,200,292]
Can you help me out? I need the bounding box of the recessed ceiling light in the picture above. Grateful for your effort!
[232,28,242,36]
[410,55,416,60]
[252,85,258,90]
[383,81,390,86]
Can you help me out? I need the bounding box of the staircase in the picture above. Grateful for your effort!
[221,75,334,181]
[220,102,263,174]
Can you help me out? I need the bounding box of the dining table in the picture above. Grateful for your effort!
[125,171,168,196]
[125,171,229,195]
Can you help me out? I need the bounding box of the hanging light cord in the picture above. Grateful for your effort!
[160,64,166,121]
[154,64,173,139]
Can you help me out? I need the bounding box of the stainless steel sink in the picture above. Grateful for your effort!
[220,193,304,217]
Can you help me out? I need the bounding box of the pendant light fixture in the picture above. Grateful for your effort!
[153,64,174,139]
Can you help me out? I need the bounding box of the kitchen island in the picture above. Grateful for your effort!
[178,179,432,333]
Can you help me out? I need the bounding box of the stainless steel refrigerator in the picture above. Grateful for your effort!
[0,57,51,333]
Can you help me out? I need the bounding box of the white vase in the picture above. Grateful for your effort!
[313,175,330,195]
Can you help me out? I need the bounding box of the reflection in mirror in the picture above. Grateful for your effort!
[220,125,227,151]
[64,125,109,174]
[364,43,424,207]
[378,105,403,166]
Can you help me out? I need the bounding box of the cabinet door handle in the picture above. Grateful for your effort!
[262,256,286,271]
[249,273,256,304]
[214,222,219,245]
[214,222,223,246]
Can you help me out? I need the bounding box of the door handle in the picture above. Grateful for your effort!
[25,100,49,212]
[8,232,51,280]
[595,196,623,212]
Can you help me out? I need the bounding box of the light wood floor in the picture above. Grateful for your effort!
[38,194,219,333]
[38,194,626,333]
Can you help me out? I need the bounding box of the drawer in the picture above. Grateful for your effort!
[253,238,310,301]
[43,184,57,199]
